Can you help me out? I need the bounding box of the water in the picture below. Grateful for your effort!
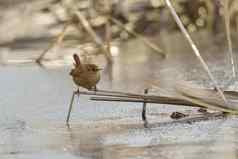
[1,36,238,159]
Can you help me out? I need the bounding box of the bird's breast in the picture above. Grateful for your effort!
[72,71,100,90]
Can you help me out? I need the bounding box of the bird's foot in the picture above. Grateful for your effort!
[75,88,80,99]
[93,86,97,95]
[75,88,80,94]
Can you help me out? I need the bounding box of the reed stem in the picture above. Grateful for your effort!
[223,0,236,78]
[165,0,227,104]
[90,96,202,108]
[66,91,77,124]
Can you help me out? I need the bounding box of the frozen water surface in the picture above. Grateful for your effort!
[1,38,238,159]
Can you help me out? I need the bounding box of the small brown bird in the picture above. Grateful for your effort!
[67,53,102,123]
[70,53,101,90]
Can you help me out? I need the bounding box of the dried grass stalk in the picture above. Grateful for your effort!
[165,0,227,104]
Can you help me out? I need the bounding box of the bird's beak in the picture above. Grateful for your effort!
[97,68,103,71]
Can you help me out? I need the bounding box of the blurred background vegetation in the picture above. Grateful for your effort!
[0,0,238,65]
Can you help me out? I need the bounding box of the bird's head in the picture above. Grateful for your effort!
[92,66,102,72]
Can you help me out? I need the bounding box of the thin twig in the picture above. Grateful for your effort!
[78,89,187,102]
[165,0,227,103]
[90,96,202,108]
[95,89,155,97]
[82,88,238,101]
[86,86,238,113]
[88,88,201,108]
[66,90,78,124]
[36,21,71,64]
[147,112,226,128]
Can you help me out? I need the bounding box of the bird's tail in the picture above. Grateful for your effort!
[73,53,81,67]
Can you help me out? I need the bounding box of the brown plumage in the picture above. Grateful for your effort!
[70,54,101,90]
